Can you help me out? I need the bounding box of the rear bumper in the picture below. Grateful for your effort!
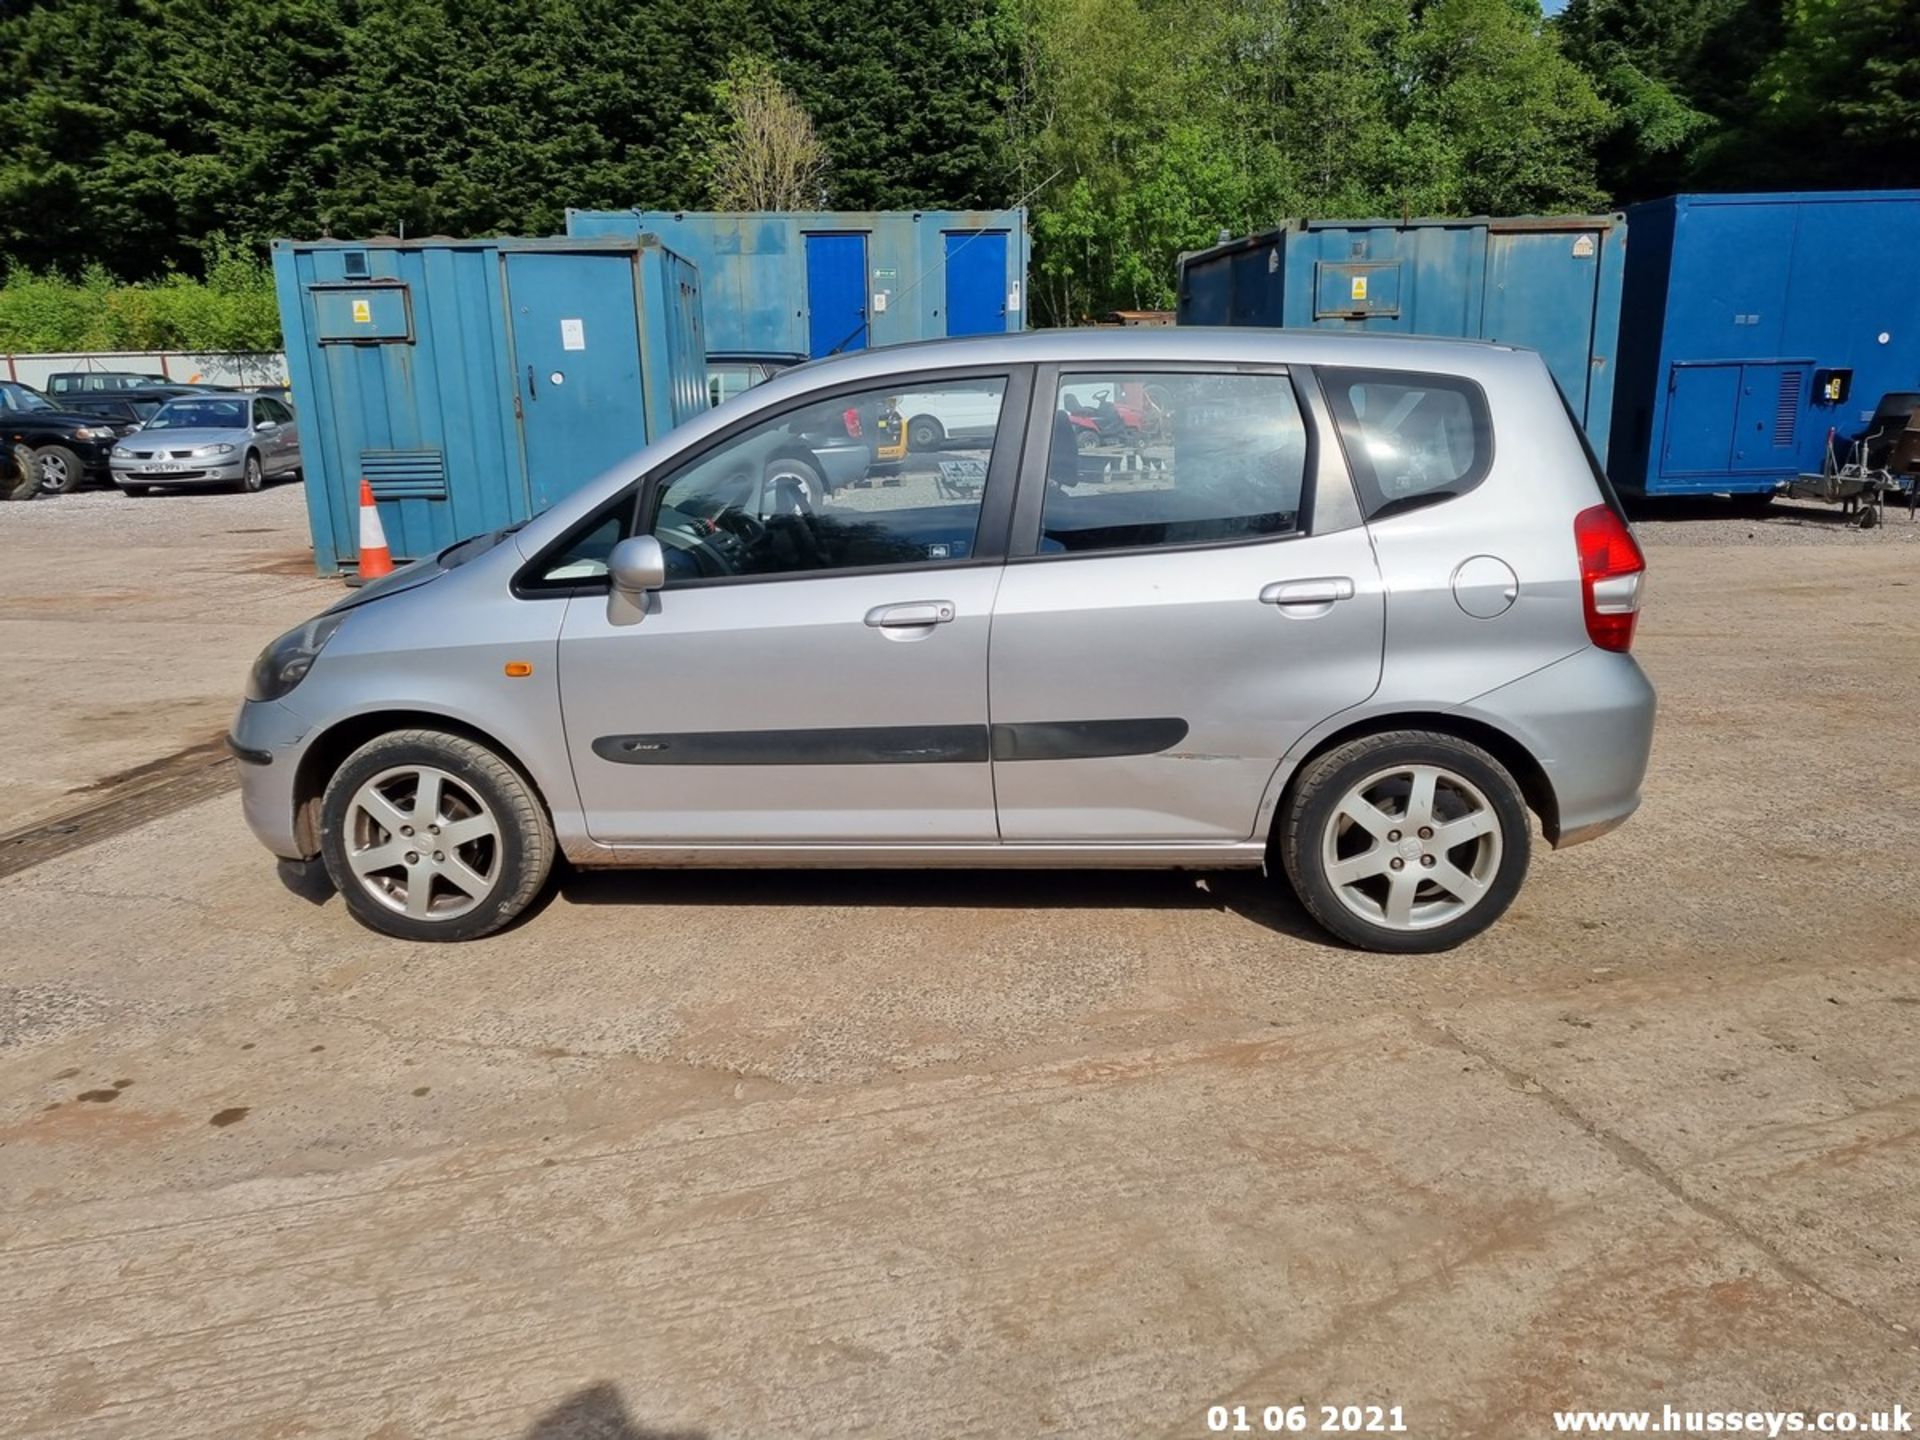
[1455,647,1656,849]
[230,699,312,859]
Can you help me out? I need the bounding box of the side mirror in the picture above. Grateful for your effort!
[605,534,666,626]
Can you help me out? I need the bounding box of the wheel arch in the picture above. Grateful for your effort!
[1267,710,1560,853]
[290,708,553,856]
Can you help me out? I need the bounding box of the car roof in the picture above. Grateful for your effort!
[783,325,1515,376]
[742,327,1533,411]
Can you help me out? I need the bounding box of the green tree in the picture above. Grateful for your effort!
[1397,0,1610,215]
[1011,0,1609,322]
[1555,0,1782,199]
[1739,0,1920,188]
[705,56,829,210]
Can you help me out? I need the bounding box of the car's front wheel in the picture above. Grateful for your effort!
[237,452,264,493]
[319,729,554,941]
[1280,730,1530,953]
[34,444,83,495]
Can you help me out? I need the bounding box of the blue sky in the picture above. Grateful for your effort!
[1542,0,1568,12]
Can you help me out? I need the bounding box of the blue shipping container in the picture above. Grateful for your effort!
[273,235,706,573]
[1608,191,1920,496]
[565,209,1030,357]
[1177,215,1626,460]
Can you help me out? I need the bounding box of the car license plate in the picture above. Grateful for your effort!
[142,464,188,473]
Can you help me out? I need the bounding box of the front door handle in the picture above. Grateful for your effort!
[865,600,957,629]
[1260,576,1356,607]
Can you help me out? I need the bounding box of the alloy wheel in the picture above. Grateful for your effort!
[1320,764,1503,932]
[343,765,502,921]
[36,452,73,494]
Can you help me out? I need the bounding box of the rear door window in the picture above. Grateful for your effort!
[1037,370,1309,554]
[1318,367,1492,519]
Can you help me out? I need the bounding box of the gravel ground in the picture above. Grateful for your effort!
[3,474,316,538]
[0,479,333,832]
[1629,493,1920,545]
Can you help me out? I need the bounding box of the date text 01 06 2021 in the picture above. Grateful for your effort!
[1207,1404,1409,1434]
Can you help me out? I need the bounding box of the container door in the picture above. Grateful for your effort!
[944,231,1010,337]
[1482,229,1603,424]
[1661,364,1741,477]
[804,233,869,357]
[1731,362,1811,474]
[504,251,648,510]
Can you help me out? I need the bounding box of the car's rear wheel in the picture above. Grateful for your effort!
[237,452,264,494]
[1280,731,1530,953]
[908,415,944,451]
[319,729,554,942]
[34,444,82,495]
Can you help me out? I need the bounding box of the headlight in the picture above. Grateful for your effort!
[191,443,236,458]
[111,444,132,459]
[245,613,345,702]
[74,426,115,441]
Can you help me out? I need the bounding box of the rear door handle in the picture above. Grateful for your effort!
[1260,576,1356,607]
[865,600,956,628]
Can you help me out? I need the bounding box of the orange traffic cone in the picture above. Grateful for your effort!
[356,479,394,580]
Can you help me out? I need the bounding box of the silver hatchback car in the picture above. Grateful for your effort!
[232,330,1654,952]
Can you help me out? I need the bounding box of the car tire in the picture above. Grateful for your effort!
[908,415,944,452]
[319,729,555,942]
[765,452,825,508]
[34,444,83,495]
[1280,730,1531,954]
[237,451,264,494]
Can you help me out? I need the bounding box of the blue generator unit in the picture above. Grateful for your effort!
[565,209,1030,359]
[273,235,708,572]
[1609,191,1920,496]
[1177,215,1626,460]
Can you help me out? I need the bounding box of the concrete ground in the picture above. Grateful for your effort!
[0,481,335,833]
[1,487,1917,1438]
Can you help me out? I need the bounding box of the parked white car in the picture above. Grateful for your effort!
[890,388,1004,451]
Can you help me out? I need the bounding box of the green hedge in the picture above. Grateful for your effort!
[0,249,281,354]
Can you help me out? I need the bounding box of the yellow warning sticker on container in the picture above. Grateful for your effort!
[1351,275,1369,302]
[351,299,372,324]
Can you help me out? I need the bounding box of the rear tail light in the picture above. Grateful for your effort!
[1574,504,1646,652]
[842,407,862,438]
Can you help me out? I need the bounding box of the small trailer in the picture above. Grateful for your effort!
[1780,390,1920,528]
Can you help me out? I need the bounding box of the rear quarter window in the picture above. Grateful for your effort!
[1318,367,1492,520]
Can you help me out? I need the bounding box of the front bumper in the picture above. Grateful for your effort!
[230,698,312,859]
[112,455,247,487]
[1456,647,1657,849]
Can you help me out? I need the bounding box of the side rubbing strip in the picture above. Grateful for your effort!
[592,725,990,766]
[591,719,1190,766]
[990,718,1189,762]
